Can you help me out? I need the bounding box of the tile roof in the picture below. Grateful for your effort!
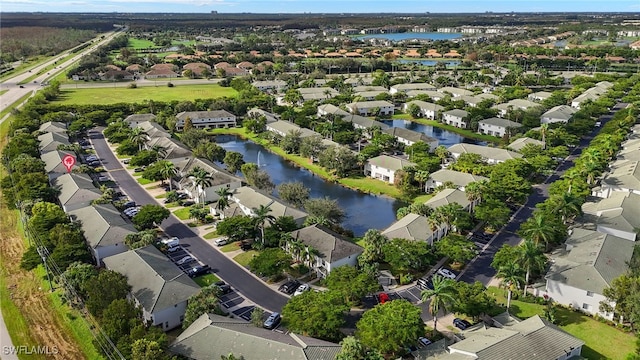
[600,161,640,191]
[230,186,308,222]
[41,150,75,174]
[581,191,640,237]
[38,132,70,151]
[443,109,469,118]
[39,121,66,133]
[382,213,433,242]
[508,137,544,152]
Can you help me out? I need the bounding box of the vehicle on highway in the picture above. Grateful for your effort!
[453,318,472,330]
[436,268,457,280]
[293,284,310,296]
[176,255,194,266]
[214,237,229,246]
[188,265,211,278]
[263,312,281,329]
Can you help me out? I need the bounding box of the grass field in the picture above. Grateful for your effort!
[487,287,636,360]
[173,206,192,220]
[193,273,220,288]
[53,84,238,105]
[234,250,258,267]
[128,38,157,50]
[203,231,218,239]
[0,90,8,96]
[220,242,240,253]
[339,175,402,198]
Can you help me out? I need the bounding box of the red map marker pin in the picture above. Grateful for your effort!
[62,154,76,173]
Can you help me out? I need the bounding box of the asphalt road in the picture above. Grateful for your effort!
[91,128,289,312]
[459,105,622,285]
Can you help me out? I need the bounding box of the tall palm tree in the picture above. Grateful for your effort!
[434,145,450,165]
[151,145,167,159]
[252,204,275,245]
[287,238,305,262]
[516,239,547,295]
[214,187,233,215]
[129,127,149,151]
[496,261,526,311]
[464,180,488,210]
[188,166,214,208]
[159,160,177,191]
[539,123,549,150]
[552,192,583,224]
[519,211,556,251]
[420,275,457,336]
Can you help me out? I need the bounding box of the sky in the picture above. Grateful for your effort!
[1,0,640,13]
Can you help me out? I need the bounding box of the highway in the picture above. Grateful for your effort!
[91,128,289,312]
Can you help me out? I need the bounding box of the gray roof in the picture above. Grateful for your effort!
[39,121,67,133]
[341,115,390,130]
[448,143,523,162]
[478,117,523,129]
[51,173,102,211]
[528,91,552,100]
[180,157,242,187]
[346,100,394,109]
[383,127,438,145]
[146,136,193,160]
[266,120,319,138]
[439,87,473,97]
[442,109,469,118]
[252,79,287,88]
[508,137,544,152]
[103,245,200,313]
[352,85,387,93]
[407,90,447,99]
[289,224,363,264]
[382,213,433,243]
[449,315,584,360]
[405,100,444,112]
[41,150,75,174]
[317,104,350,117]
[600,161,640,191]
[230,186,308,222]
[69,204,136,249]
[38,132,70,151]
[248,108,281,123]
[428,169,489,188]
[546,228,634,293]
[424,188,471,209]
[367,155,416,172]
[355,90,388,99]
[392,83,437,92]
[170,313,341,360]
[137,121,171,139]
[494,98,542,111]
[541,105,577,121]
[124,113,157,123]
[176,110,235,121]
[582,192,640,236]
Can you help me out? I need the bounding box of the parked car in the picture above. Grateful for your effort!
[263,312,281,329]
[122,159,130,164]
[122,201,136,209]
[240,240,253,251]
[214,237,229,246]
[161,237,179,248]
[134,167,145,173]
[179,200,195,207]
[188,265,210,278]
[87,161,101,167]
[125,209,140,218]
[419,337,432,347]
[378,292,390,304]
[214,281,232,294]
[97,175,110,182]
[176,256,194,266]
[417,277,433,290]
[85,155,98,162]
[123,207,140,215]
[436,268,457,280]
[293,284,310,296]
[278,280,300,295]
[167,244,181,253]
[453,318,472,330]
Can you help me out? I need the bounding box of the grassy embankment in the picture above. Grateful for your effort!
[391,113,500,143]
[488,287,636,360]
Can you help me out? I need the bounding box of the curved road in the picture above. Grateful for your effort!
[91,128,289,312]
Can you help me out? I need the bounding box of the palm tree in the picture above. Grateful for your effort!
[151,145,167,159]
[540,123,549,150]
[215,187,232,215]
[129,127,149,151]
[420,275,457,336]
[159,160,177,191]
[287,239,305,262]
[464,180,488,210]
[188,166,214,208]
[519,211,556,251]
[434,145,450,165]
[497,261,526,311]
[252,204,275,245]
[552,192,583,224]
[516,239,547,295]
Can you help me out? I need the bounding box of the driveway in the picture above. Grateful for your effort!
[90,128,288,312]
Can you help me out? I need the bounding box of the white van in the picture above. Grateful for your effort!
[161,237,179,248]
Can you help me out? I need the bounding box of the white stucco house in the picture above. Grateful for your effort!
[425,169,488,192]
[178,158,243,205]
[477,117,523,137]
[103,246,201,331]
[448,143,523,164]
[403,100,444,120]
[346,100,395,116]
[541,105,577,124]
[175,110,237,131]
[442,109,469,128]
[591,160,640,199]
[364,155,416,184]
[214,186,308,226]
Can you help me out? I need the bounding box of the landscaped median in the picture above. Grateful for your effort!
[487,286,636,360]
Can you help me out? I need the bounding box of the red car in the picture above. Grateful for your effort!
[378,292,390,304]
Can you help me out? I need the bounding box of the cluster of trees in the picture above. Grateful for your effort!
[0,26,95,62]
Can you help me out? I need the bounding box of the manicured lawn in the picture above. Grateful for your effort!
[233,250,259,267]
[413,193,433,204]
[173,207,192,220]
[339,175,401,198]
[154,193,167,199]
[193,273,221,288]
[0,90,8,96]
[220,242,240,253]
[137,177,153,185]
[128,38,158,50]
[487,287,636,360]
[164,201,180,209]
[53,84,238,105]
[203,231,218,239]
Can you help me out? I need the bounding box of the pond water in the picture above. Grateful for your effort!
[378,120,488,147]
[213,135,406,236]
[356,32,462,42]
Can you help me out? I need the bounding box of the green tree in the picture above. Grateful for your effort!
[248,248,291,278]
[129,149,158,167]
[435,234,477,265]
[129,127,149,151]
[451,281,496,321]
[61,261,98,299]
[282,290,349,341]
[276,182,310,208]
[132,204,170,230]
[299,136,324,160]
[101,298,141,345]
[130,339,165,360]
[474,198,512,231]
[193,140,227,163]
[183,286,222,329]
[325,266,380,306]
[359,229,389,265]
[600,275,640,326]
[252,204,275,245]
[158,160,177,191]
[188,166,214,207]
[85,270,130,317]
[241,163,274,192]
[250,308,265,327]
[356,299,424,356]
[496,261,525,311]
[421,275,457,336]
[382,238,433,274]
[516,239,547,294]
[518,211,561,251]
[304,197,345,225]
[281,129,303,154]
[215,187,233,214]
[223,151,245,174]
[336,336,384,360]
[318,145,358,178]
[216,215,256,241]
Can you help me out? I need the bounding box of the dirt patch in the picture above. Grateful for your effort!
[0,203,86,359]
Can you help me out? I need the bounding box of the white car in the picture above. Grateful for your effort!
[436,268,457,280]
[419,337,432,347]
[85,155,98,161]
[214,237,229,246]
[97,175,110,182]
[293,284,310,296]
[176,256,194,265]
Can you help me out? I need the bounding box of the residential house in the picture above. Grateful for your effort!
[544,228,633,320]
[592,161,640,198]
[442,109,469,128]
[448,143,523,164]
[178,158,243,205]
[345,76,374,87]
[317,104,350,118]
[69,204,135,265]
[41,150,76,180]
[39,121,66,134]
[214,186,308,225]
[477,117,523,137]
[425,169,488,192]
[354,89,388,101]
[103,246,201,331]
[352,85,387,93]
[51,173,102,212]
[424,188,473,211]
[341,114,390,133]
[389,83,437,94]
[123,113,157,127]
[403,100,444,120]
[182,62,211,77]
[427,313,583,359]
[528,91,553,102]
[364,155,416,184]
[406,90,447,101]
[265,120,318,138]
[382,213,439,244]
[145,68,179,79]
[145,136,193,164]
[581,192,640,241]
[100,69,133,81]
[383,127,439,149]
[38,132,70,153]
[288,224,363,278]
[541,105,577,124]
[508,137,544,152]
[299,87,339,102]
[137,121,171,139]
[459,94,498,108]
[571,91,600,109]
[251,80,287,92]
[439,86,473,98]
[346,100,395,116]
[169,313,342,360]
[175,110,237,131]
[493,99,542,117]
